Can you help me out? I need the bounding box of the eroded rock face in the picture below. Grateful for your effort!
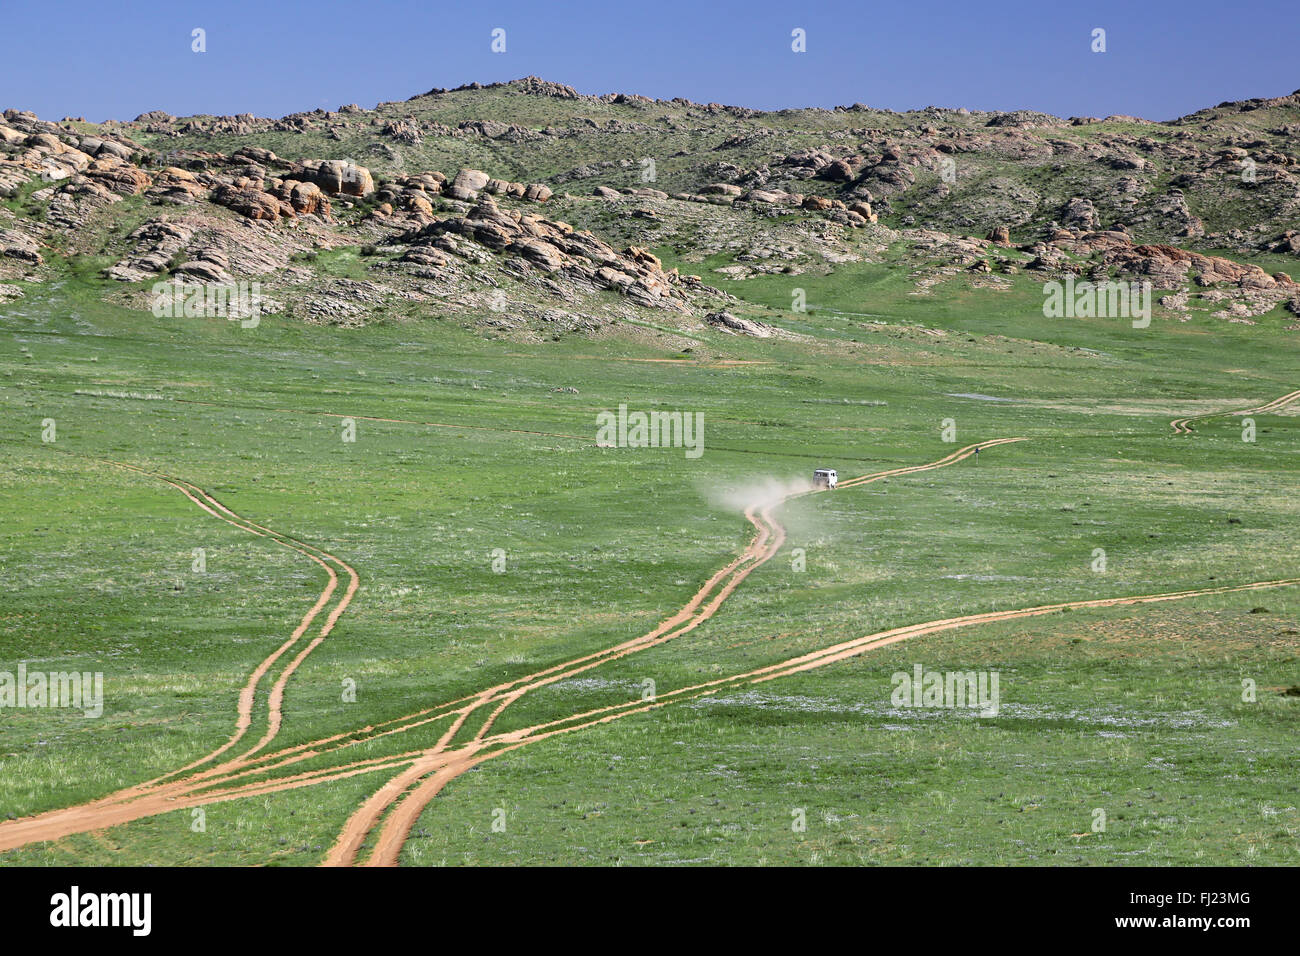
[83,159,151,196]
[149,166,208,204]
[1116,243,1287,289]
[293,159,374,197]
[1040,229,1292,292]
[383,120,423,145]
[1061,197,1100,231]
[445,168,490,201]
[398,196,694,311]
[103,220,194,281]
[231,146,279,166]
[102,209,329,287]
[212,185,287,221]
[705,310,777,337]
[1127,189,1204,238]
[0,228,43,263]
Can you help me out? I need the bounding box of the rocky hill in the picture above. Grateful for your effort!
[2,77,1298,335]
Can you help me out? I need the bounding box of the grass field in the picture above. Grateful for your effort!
[1,258,1297,866]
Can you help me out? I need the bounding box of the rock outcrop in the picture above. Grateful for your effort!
[399,197,694,310]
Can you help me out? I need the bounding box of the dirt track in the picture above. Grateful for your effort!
[320,438,1024,863]
[350,571,1300,865]
[3,404,1296,863]
[101,463,359,776]
[0,439,1002,854]
[1170,386,1300,433]
[0,460,360,852]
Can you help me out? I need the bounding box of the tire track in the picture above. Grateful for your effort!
[0,459,359,849]
[351,572,1300,866]
[10,437,1291,864]
[323,439,1020,864]
[165,476,362,763]
[11,392,1288,868]
[101,462,358,776]
[0,431,1023,857]
[1170,386,1300,434]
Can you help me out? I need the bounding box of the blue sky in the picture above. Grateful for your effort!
[4,0,1297,123]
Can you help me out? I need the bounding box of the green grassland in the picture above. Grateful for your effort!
[1,256,1297,865]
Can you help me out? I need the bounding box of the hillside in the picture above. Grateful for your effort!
[4,77,1299,338]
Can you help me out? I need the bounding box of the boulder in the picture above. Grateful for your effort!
[820,158,857,182]
[213,185,287,221]
[232,146,280,165]
[95,140,134,161]
[321,159,373,197]
[25,132,66,152]
[848,200,877,222]
[297,159,374,197]
[83,161,151,196]
[289,181,330,216]
[453,168,490,193]
[509,239,564,271]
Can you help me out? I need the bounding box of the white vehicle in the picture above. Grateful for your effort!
[813,468,838,490]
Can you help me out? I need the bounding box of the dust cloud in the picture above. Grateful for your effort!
[699,474,816,513]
